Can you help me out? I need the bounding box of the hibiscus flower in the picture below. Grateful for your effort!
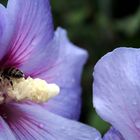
[93,47,140,140]
[0,0,101,139]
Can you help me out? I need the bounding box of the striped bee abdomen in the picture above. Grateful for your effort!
[2,67,24,78]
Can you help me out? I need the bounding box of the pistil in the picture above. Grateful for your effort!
[0,77,60,104]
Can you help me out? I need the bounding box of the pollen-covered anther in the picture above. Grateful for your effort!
[7,77,60,103]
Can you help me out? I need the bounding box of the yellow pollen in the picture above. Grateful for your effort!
[6,77,60,103]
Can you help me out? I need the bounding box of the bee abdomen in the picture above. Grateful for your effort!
[3,67,24,78]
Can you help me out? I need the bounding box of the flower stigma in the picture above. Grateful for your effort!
[0,77,60,104]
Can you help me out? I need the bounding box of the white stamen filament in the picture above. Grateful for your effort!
[2,77,60,103]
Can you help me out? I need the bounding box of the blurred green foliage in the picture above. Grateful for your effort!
[1,0,140,135]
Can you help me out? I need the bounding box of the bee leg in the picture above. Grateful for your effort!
[4,76,13,89]
[0,76,3,87]
[9,79,13,89]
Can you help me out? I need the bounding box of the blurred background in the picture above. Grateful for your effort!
[2,0,140,135]
[51,0,140,135]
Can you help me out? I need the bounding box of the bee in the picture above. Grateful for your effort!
[0,67,24,88]
[2,67,24,78]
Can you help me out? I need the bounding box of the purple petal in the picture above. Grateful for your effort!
[5,103,101,140]
[20,28,59,77]
[43,28,88,87]
[103,127,124,140]
[46,87,82,120]
[0,0,53,67]
[93,48,140,140]
[0,117,16,139]
[23,28,88,120]
[0,4,14,60]
[35,28,88,120]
